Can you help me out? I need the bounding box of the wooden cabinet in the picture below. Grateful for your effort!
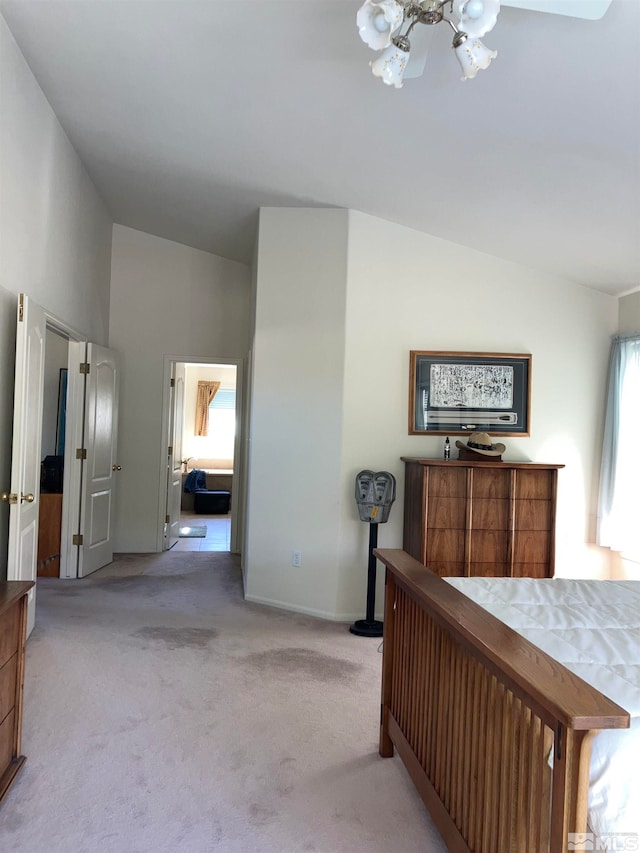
[0,581,33,803]
[37,493,63,577]
[402,458,564,578]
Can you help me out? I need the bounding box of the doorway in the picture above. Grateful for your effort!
[37,320,120,580]
[36,328,69,578]
[158,356,244,556]
[6,294,120,635]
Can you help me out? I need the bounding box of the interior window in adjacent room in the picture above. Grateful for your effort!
[208,386,236,459]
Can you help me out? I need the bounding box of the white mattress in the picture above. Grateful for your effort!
[444,577,640,839]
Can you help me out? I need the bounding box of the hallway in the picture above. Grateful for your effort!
[173,510,231,552]
[0,550,446,853]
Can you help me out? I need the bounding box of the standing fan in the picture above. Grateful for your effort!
[356,0,613,84]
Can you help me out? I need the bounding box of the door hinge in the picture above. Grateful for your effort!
[165,514,171,524]
[72,534,84,546]
[170,378,175,388]
[18,294,24,322]
[79,362,90,374]
[168,445,173,456]
[76,448,87,460]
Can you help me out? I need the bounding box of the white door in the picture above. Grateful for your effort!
[165,362,185,550]
[59,341,87,578]
[78,344,120,578]
[6,295,46,636]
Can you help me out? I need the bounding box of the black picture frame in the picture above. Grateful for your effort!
[409,351,531,436]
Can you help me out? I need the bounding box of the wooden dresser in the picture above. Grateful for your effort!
[0,581,33,803]
[402,458,564,578]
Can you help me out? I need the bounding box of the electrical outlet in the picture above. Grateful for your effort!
[292,550,302,567]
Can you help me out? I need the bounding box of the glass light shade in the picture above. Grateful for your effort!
[464,0,485,18]
[370,38,410,87]
[452,0,500,37]
[357,0,404,50]
[453,35,497,79]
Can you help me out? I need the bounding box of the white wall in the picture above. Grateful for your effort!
[0,19,112,343]
[108,225,251,552]
[245,208,349,619]
[338,212,618,615]
[619,290,640,333]
[246,208,619,622]
[0,17,112,579]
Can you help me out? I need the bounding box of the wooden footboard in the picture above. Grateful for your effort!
[374,549,630,853]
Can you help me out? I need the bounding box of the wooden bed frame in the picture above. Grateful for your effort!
[374,549,630,853]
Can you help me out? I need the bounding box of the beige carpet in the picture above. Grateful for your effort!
[0,551,447,853]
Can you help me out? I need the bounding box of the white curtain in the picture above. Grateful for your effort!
[597,333,640,557]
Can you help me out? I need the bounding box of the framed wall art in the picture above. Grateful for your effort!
[409,351,532,436]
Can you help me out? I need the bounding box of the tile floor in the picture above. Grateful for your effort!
[171,511,231,552]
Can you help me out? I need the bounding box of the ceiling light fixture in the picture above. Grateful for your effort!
[357,0,499,87]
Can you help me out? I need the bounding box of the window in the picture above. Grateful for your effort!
[597,334,640,560]
[208,387,236,459]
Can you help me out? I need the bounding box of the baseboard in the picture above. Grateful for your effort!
[243,593,382,624]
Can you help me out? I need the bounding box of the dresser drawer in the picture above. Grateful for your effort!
[471,468,510,499]
[427,560,465,577]
[514,499,552,531]
[427,467,467,497]
[426,497,466,529]
[514,469,554,500]
[469,529,509,563]
[0,707,16,775]
[0,654,18,723]
[469,497,510,529]
[0,604,19,670]
[426,529,465,563]
[513,530,551,564]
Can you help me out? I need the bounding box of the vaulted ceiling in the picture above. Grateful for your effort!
[2,0,638,294]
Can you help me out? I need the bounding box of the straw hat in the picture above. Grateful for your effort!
[455,432,505,457]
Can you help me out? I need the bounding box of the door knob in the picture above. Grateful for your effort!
[21,493,35,503]
[1,492,18,504]
[112,465,122,471]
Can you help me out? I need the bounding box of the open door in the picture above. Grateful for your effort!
[4,295,46,636]
[77,344,120,578]
[59,341,87,578]
[164,362,185,550]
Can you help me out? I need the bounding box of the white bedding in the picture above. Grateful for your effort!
[444,577,640,839]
